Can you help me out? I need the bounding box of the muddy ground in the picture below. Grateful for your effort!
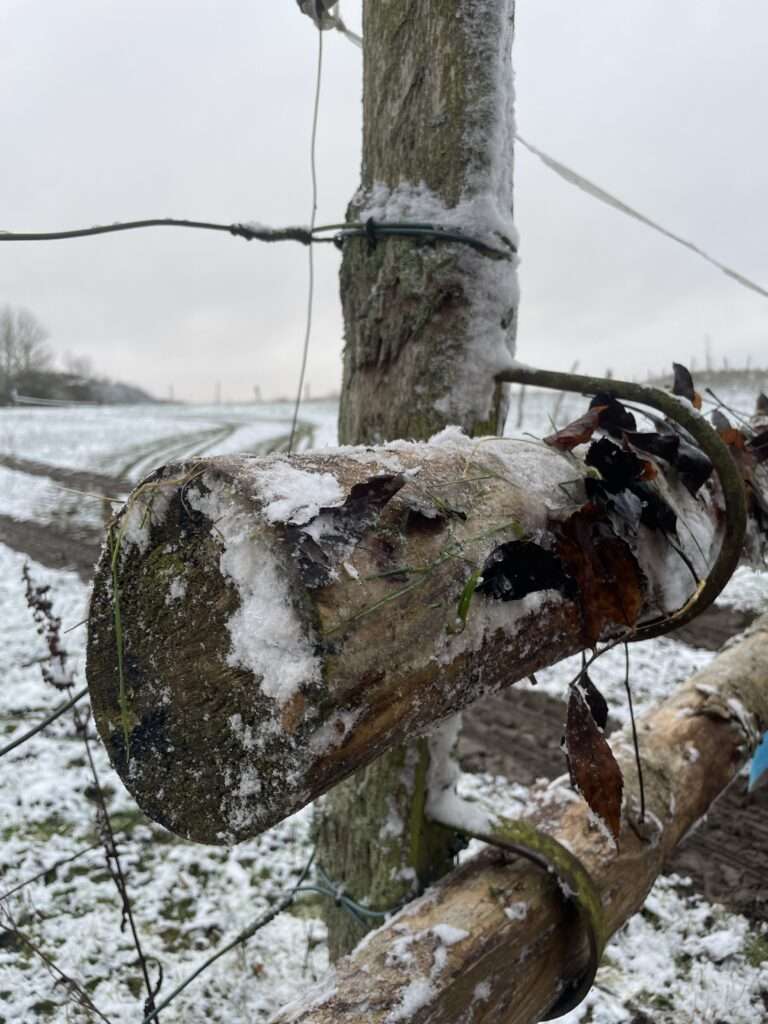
[3,454,767,926]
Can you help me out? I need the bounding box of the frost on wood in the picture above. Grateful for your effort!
[87,424,728,845]
[338,0,518,446]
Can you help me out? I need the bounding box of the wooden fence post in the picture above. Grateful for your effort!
[315,0,518,958]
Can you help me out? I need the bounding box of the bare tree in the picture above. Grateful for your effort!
[64,351,94,379]
[0,304,52,382]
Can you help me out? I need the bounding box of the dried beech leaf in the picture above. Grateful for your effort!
[586,480,643,537]
[625,430,712,496]
[672,440,713,495]
[722,427,748,450]
[566,685,623,846]
[672,362,695,402]
[623,430,680,465]
[555,505,645,646]
[589,393,637,437]
[585,437,645,493]
[671,362,702,408]
[711,409,731,432]
[578,670,609,731]
[711,411,749,452]
[630,481,677,534]
[544,406,606,451]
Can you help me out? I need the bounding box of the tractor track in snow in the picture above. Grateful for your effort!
[0,420,315,580]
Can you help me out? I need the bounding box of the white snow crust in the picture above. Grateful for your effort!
[253,460,344,525]
[188,478,320,705]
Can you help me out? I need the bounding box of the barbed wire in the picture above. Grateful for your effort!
[0,219,315,245]
[0,686,88,759]
[0,216,514,258]
[301,862,397,922]
[0,834,126,902]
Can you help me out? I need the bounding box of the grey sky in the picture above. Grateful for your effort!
[1,0,766,402]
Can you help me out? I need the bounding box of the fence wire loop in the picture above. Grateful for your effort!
[332,218,516,260]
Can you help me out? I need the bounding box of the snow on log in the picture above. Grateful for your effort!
[270,615,768,1024]
[86,428,727,844]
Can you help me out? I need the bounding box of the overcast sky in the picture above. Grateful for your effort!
[1,0,766,402]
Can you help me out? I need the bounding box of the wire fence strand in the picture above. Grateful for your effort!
[0,686,88,759]
[289,26,324,453]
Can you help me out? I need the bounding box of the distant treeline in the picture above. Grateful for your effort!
[1,303,155,406]
[3,368,156,406]
[647,366,767,391]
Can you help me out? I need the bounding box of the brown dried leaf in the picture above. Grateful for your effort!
[713,422,758,490]
[554,505,645,646]
[579,670,609,731]
[671,362,702,408]
[566,684,623,846]
[715,424,749,451]
[544,406,607,451]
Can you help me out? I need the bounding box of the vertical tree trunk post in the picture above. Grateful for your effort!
[315,0,518,958]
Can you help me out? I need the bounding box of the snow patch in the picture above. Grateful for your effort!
[166,575,187,603]
[188,479,321,705]
[504,902,529,922]
[427,715,493,835]
[308,709,361,755]
[431,923,469,946]
[119,482,172,554]
[385,977,434,1023]
[254,461,344,525]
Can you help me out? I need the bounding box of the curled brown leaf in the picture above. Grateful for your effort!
[566,684,623,846]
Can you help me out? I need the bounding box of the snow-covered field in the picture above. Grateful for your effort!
[1,386,767,1023]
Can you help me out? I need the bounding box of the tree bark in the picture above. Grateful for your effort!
[86,428,731,846]
[320,0,518,958]
[338,0,517,447]
[269,614,768,1024]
